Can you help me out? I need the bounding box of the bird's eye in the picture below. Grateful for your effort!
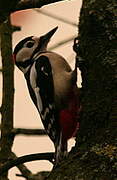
[26,41,34,48]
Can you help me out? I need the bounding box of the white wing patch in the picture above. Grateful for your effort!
[34,87,43,112]
[30,62,37,88]
[41,66,49,76]
[41,107,49,120]
[30,62,43,112]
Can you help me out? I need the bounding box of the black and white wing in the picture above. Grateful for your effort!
[29,55,59,142]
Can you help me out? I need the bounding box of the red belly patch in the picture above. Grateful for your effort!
[59,108,79,140]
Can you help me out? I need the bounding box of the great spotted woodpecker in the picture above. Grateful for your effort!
[13,27,80,164]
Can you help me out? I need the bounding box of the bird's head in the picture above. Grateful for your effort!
[13,26,58,73]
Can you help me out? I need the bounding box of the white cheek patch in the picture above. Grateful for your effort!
[16,48,33,63]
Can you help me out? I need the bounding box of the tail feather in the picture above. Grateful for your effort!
[55,132,68,165]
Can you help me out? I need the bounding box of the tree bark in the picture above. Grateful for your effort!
[0,0,116,179]
[0,17,14,180]
[47,0,117,179]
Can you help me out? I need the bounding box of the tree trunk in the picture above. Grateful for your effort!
[47,0,117,179]
[0,17,14,180]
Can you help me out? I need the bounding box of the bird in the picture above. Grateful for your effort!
[13,27,81,164]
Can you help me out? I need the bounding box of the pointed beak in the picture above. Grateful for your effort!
[42,26,58,41]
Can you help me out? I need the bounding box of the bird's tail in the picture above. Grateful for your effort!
[54,132,67,165]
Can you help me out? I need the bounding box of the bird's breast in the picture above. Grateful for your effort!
[53,71,73,110]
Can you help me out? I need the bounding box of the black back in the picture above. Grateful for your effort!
[25,55,59,142]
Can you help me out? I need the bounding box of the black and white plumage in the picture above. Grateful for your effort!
[24,55,59,142]
[13,27,80,164]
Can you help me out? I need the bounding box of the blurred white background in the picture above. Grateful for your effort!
[0,0,82,179]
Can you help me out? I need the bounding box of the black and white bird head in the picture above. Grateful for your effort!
[13,26,58,73]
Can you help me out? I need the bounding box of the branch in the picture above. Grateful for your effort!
[0,152,54,175]
[49,35,76,50]
[11,152,50,180]
[11,152,33,178]
[12,128,47,136]
[15,0,66,12]
[0,16,14,179]
[12,25,21,32]
[16,171,50,180]
[35,9,77,27]
[0,124,47,136]
[0,0,66,25]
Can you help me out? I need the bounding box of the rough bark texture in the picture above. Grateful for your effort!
[0,18,14,180]
[47,0,117,179]
[0,0,116,179]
